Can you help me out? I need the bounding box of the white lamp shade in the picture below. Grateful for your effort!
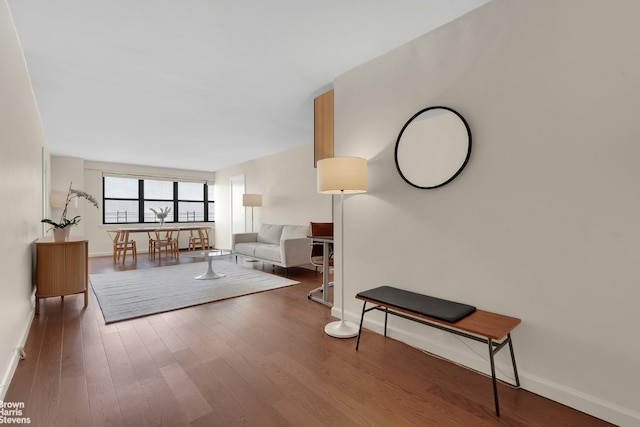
[317,157,368,194]
[242,194,262,207]
[49,192,68,208]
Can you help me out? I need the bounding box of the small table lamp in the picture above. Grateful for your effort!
[242,194,262,232]
[50,192,74,208]
[317,157,367,338]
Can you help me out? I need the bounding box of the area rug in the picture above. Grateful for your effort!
[90,260,299,324]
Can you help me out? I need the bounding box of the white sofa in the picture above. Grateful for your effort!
[232,223,310,272]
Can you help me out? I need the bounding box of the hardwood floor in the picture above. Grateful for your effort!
[6,253,611,426]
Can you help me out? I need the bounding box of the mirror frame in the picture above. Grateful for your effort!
[394,106,472,189]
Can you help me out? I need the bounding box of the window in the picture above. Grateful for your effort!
[103,176,139,223]
[143,180,174,223]
[178,182,204,222]
[207,184,215,222]
[103,176,214,224]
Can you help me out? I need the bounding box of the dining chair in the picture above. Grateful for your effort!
[150,229,180,259]
[308,222,334,301]
[310,222,333,266]
[108,230,137,264]
[147,231,156,259]
[188,227,211,251]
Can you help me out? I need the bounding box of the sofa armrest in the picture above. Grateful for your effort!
[232,232,258,249]
[280,237,311,267]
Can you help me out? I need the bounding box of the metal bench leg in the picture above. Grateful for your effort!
[355,301,367,351]
[508,333,521,388]
[488,338,500,416]
[384,307,389,337]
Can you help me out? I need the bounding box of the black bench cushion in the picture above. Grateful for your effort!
[357,286,476,323]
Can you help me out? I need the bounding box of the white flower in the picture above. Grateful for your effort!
[150,207,171,221]
[41,182,99,229]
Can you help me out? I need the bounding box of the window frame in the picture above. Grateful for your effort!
[103,177,214,225]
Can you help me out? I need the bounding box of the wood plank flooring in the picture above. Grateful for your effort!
[6,253,612,426]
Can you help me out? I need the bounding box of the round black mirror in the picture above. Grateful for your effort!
[394,106,471,189]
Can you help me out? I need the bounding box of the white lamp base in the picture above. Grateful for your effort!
[324,320,359,338]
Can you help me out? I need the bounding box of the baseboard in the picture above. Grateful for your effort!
[90,248,152,257]
[522,372,640,426]
[89,251,113,257]
[0,305,34,401]
[88,250,317,273]
[348,310,639,427]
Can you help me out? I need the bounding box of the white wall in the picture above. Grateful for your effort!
[0,0,47,399]
[334,0,640,425]
[214,143,331,249]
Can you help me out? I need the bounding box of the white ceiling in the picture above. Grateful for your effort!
[8,0,490,172]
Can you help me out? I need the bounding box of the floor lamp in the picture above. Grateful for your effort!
[242,193,262,232]
[317,157,368,338]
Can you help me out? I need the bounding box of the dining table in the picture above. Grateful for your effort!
[109,225,212,260]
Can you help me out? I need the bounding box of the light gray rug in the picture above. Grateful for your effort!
[90,260,299,324]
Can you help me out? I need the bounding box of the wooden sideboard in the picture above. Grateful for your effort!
[35,237,88,314]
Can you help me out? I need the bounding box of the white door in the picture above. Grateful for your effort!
[230,175,245,240]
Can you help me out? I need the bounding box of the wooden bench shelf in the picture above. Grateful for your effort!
[355,286,521,416]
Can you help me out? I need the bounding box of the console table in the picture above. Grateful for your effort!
[35,237,88,314]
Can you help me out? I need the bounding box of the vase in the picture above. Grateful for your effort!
[53,228,70,242]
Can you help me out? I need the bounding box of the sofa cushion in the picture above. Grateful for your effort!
[234,242,257,257]
[257,224,284,245]
[281,224,309,241]
[254,244,282,263]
